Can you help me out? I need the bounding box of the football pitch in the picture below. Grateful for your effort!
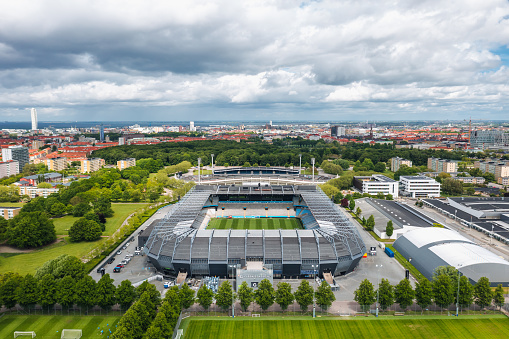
[0,315,121,338]
[182,316,509,339]
[207,218,303,230]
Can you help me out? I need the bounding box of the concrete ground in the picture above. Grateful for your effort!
[355,198,395,232]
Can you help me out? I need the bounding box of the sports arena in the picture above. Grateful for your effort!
[144,184,366,279]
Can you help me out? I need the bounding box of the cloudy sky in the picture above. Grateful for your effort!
[1,0,509,122]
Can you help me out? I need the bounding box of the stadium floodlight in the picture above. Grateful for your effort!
[312,264,318,318]
[299,154,302,174]
[376,264,382,317]
[311,158,315,183]
[198,158,201,184]
[455,264,463,317]
[211,154,214,170]
[228,264,236,318]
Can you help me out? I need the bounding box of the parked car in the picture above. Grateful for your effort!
[107,257,115,264]
[117,250,122,255]
[116,263,124,268]
[120,260,128,265]
[113,267,121,273]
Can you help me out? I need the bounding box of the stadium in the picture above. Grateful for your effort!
[144,184,366,279]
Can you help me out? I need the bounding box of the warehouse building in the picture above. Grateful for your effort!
[393,228,509,286]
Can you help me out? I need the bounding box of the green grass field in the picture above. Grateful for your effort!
[181,316,509,339]
[0,315,121,338]
[207,218,302,230]
[51,203,149,236]
[0,203,149,275]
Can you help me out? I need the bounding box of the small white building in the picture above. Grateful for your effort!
[399,175,441,198]
[353,175,399,198]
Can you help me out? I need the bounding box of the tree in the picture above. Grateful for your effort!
[386,220,394,237]
[136,281,161,307]
[116,280,136,311]
[442,178,463,195]
[50,202,66,217]
[75,276,97,313]
[315,280,335,311]
[394,278,414,310]
[37,274,57,311]
[378,278,394,311]
[493,284,505,310]
[275,282,294,312]
[0,273,22,309]
[56,276,76,311]
[15,274,38,311]
[215,280,234,311]
[474,277,493,309]
[254,279,275,311]
[35,254,86,280]
[68,218,102,242]
[0,217,7,241]
[294,280,314,312]
[349,199,355,211]
[415,279,433,313]
[457,275,474,309]
[366,215,375,231]
[196,285,214,310]
[433,266,459,287]
[355,207,362,216]
[96,274,117,312]
[72,202,91,217]
[179,283,195,310]
[237,281,254,312]
[432,274,454,309]
[354,279,376,312]
[374,162,386,173]
[7,211,56,248]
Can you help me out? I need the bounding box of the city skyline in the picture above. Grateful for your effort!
[1,1,509,122]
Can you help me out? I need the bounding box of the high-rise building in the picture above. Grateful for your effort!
[331,126,346,137]
[189,121,196,132]
[0,160,19,179]
[2,146,29,173]
[118,137,125,145]
[80,158,105,173]
[470,130,509,148]
[427,157,457,173]
[390,157,412,172]
[31,108,38,130]
[100,124,105,142]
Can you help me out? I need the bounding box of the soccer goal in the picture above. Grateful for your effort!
[13,332,36,338]
[61,329,82,339]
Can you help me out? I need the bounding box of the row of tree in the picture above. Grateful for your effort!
[354,271,505,312]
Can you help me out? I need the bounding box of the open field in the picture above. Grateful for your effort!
[51,203,149,235]
[208,218,302,230]
[0,315,121,338]
[181,315,509,339]
[0,203,149,275]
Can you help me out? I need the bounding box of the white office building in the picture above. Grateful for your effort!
[31,108,38,130]
[353,174,399,198]
[189,121,196,132]
[399,176,441,198]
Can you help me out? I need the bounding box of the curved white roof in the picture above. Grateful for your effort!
[402,227,473,248]
[429,242,509,268]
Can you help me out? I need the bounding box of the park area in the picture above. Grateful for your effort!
[207,218,302,230]
[0,315,121,338]
[0,203,149,275]
[181,315,509,339]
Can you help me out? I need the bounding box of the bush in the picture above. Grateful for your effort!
[6,212,56,248]
[69,218,102,242]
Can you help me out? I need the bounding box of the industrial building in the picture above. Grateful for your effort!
[399,176,441,198]
[353,175,399,198]
[393,227,509,286]
[144,185,366,279]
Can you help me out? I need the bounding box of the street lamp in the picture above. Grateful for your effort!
[197,157,201,185]
[456,264,463,316]
[211,154,214,171]
[490,224,494,245]
[299,154,302,175]
[312,264,318,318]
[311,158,315,184]
[229,264,236,318]
[376,264,382,317]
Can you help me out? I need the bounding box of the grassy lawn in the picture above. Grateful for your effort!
[207,218,302,230]
[0,203,149,275]
[51,203,149,235]
[193,169,213,175]
[386,244,426,283]
[181,316,509,339]
[0,202,25,207]
[0,315,121,338]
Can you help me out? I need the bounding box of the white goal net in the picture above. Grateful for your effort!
[14,332,36,338]
[61,329,82,339]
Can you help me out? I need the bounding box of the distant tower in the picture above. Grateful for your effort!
[31,108,38,130]
[100,124,104,142]
[190,121,195,132]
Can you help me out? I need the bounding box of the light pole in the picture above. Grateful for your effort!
[456,264,462,316]
[211,154,214,171]
[311,158,315,184]
[197,157,201,185]
[229,264,236,317]
[312,264,318,318]
[376,264,382,317]
[490,224,494,245]
[299,154,302,175]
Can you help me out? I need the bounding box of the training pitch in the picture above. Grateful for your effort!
[0,315,121,338]
[207,218,303,230]
[181,316,509,339]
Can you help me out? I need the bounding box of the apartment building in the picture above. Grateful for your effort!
[427,157,457,173]
[0,160,19,178]
[390,157,412,172]
[43,157,67,171]
[456,177,485,185]
[399,176,441,198]
[19,186,60,199]
[80,158,105,173]
[1,146,29,173]
[475,160,509,180]
[0,206,21,219]
[117,158,136,170]
[353,175,399,198]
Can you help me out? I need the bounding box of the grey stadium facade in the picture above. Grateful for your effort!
[144,184,366,278]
